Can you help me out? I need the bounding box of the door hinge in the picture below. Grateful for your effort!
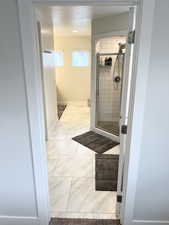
[117,195,122,203]
[121,125,127,134]
[128,30,135,44]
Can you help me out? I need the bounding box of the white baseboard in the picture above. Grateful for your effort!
[132,219,169,225]
[0,216,40,225]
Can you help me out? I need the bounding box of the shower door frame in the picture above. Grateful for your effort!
[91,30,128,142]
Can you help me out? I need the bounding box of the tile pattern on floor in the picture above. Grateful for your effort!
[47,105,120,219]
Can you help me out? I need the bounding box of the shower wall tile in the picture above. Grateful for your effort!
[97,37,126,122]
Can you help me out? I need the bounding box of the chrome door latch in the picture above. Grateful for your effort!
[117,195,122,203]
[128,30,135,44]
[121,125,127,134]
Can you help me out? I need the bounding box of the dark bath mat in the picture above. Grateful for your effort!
[72,131,119,154]
[95,154,119,191]
[49,218,120,225]
[57,104,67,119]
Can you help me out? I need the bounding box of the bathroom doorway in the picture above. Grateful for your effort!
[33,2,135,223]
[16,0,142,223]
[34,4,135,221]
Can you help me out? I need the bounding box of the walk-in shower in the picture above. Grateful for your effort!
[95,37,126,137]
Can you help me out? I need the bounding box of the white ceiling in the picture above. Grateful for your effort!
[38,5,129,37]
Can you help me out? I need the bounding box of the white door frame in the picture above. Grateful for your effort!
[36,21,49,141]
[117,7,136,222]
[91,30,127,142]
[16,1,154,225]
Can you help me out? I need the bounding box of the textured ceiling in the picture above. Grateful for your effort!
[37,5,129,36]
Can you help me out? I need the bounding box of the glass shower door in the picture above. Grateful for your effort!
[95,52,125,137]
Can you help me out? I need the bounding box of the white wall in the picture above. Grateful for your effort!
[132,0,169,223]
[0,0,37,222]
[35,7,58,134]
[92,12,129,35]
[54,36,91,106]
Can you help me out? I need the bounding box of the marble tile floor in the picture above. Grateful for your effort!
[47,105,120,219]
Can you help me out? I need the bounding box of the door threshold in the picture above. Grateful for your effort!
[93,127,120,142]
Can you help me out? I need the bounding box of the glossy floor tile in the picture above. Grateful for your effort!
[49,176,72,213]
[67,178,117,213]
[47,105,120,219]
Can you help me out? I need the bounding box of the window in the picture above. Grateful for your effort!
[54,51,64,66]
[72,51,89,67]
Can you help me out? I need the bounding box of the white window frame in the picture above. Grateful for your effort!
[54,50,64,66]
[72,50,90,67]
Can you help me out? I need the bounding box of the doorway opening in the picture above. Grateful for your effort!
[34,3,134,222]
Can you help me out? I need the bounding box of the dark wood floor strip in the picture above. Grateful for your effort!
[49,218,120,225]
